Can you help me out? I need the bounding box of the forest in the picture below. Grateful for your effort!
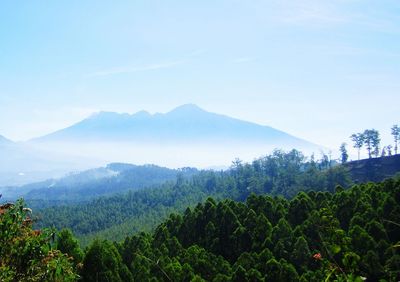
[2,150,400,281]
[2,177,399,281]
[34,149,353,243]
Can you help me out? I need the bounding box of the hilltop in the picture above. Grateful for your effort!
[345,154,400,183]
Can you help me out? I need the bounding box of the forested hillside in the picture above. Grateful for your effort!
[35,150,353,243]
[64,178,400,281]
[1,163,197,205]
[345,154,400,184]
[3,151,400,280]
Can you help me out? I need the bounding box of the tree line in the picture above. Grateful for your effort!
[342,124,400,162]
[340,124,400,162]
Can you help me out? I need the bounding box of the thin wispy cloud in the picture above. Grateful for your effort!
[268,0,400,33]
[87,60,184,77]
[314,44,400,58]
[349,14,400,34]
[272,0,348,25]
[344,72,399,83]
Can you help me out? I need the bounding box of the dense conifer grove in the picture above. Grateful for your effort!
[1,150,399,281]
[3,178,399,281]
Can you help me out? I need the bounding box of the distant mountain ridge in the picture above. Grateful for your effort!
[32,104,317,148]
[1,104,325,186]
[0,163,198,203]
[0,134,13,145]
[0,132,94,186]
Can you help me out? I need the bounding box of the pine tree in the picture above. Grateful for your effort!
[339,143,349,163]
[350,133,364,160]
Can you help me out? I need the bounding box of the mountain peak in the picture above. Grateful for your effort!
[86,105,203,121]
[132,110,151,118]
[87,111,130,120]
[168,104,206,114]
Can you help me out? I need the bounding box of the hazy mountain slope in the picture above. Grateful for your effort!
[0,134,13,145]
[25,104,324,169]
[33,104,315,147]
[1,105,325,185]
[0,135,78,186]
[1,163,197,203]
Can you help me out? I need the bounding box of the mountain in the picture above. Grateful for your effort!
[33,104,316,147]
[0,134,13,145]
[0,134,92,187]
[0,135,61,186]
[26,104,323,169]
[1,105,324,185]
[0,163,197,203]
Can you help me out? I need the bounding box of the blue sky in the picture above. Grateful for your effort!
[0,0,399,156]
